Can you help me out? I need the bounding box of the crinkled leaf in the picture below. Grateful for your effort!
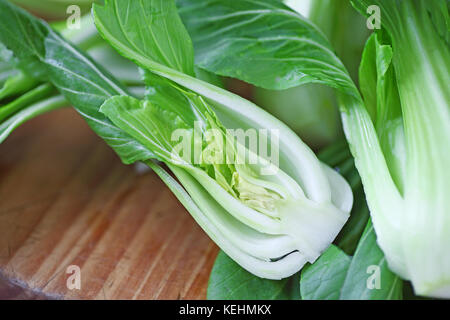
[99,95,190,163]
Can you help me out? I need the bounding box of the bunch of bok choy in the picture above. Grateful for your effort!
[178,0,450,298]
[0,0,353,280]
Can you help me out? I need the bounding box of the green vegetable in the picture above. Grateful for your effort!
[177,0,450,298]
[0,0,353,280]
[92,0,353,279]
[2,0,447,300]
[343,0,450,298]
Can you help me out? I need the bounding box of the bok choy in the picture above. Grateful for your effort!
[0,0,353,280]
[177,0,450,297]
[348,0,450,298]
[91,0,353,279]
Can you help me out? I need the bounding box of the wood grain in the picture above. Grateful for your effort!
[0,108,218,300]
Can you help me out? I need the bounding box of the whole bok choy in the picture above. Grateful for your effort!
[0,0,352,279]
[349,0,450,298]
[177,0,450,297]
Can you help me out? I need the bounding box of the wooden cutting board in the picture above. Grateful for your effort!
[0,108,218,300]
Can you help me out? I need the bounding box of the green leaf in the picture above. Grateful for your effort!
[43,31,155,164]
[177,0,356,94]
[99,93,192,164]
[340,220,403,300]
[0,0,49,78]
[208,251,300,300]
[300,245,351,300]
[93,0,195,76]
[99,72,230,171]
[358,35,377,121]
[0,0,155,163]
[308,0,369,81]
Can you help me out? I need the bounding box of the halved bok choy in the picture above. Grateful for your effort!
[92,0,352,279]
